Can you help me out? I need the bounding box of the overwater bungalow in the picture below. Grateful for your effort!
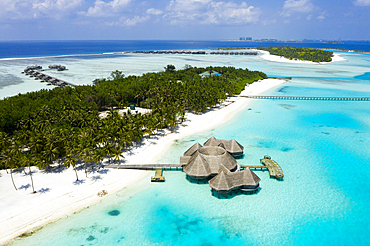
[182,145,238,180]
[209,165,260,194]
[180,137,261,195]
[203,136,244,158]
[49,65,67,71]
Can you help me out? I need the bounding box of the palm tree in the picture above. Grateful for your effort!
[21,151,36,193]
[3,149,18,190]
[64,154,79,181]
[112,145,124,163]
[92,147,104,172]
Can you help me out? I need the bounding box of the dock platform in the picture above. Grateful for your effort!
[240,156,283,180]
[151,168,165,182]
[260,156,283,180]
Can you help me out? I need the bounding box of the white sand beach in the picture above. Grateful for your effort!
[0,78,286,245]
[258,50,346,64]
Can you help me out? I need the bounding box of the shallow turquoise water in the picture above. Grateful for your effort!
[10,52,370,245]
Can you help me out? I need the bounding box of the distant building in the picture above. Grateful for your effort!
[199,70,221,78]
[239,37,252,41]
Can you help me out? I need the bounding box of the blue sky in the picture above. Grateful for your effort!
[0,0,369,40]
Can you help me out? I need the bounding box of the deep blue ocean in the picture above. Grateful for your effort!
[1,40,369,59]
[2,40,370,245]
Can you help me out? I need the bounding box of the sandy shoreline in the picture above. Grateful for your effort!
[0,78,286,245]
[258,50,346,64]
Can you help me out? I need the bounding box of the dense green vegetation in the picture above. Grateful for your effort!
[258,46,333,62]
[0,66,266,190]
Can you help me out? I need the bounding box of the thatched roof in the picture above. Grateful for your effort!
[183,146,238,178]
[203,137,244,154]
[183,142,202,156]
[183,152,212,178]
[209,166,260,192]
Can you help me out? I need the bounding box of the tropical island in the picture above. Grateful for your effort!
[0,65,267,189]
[257,46,333,62]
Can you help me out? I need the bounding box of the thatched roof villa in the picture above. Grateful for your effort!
[209,165,260,194]
[180,137,260,195]
[203,136,244,158]
[182,146,238,179]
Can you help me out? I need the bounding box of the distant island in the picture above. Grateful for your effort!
[329,48,370,54]
[257,46,333,62]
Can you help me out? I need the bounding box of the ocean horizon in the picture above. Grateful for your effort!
[3,42,370,245]
[1,40,370,60]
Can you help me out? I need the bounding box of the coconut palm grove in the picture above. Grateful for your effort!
[0,66,267,190]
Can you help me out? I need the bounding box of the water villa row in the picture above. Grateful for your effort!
[48,65,67,71]
[209,51,258,55]
[244,95,370,101]
[106,137,283,197]
[132,50,258,55]
[23,66,76,87]
[133,50,203,54]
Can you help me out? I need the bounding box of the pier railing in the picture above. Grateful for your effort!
[242,96,370,101]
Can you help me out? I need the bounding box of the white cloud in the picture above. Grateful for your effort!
[165,1,260,25]
[281,0,315,17]
[121,15,150,26]
[32,0,84,18]
[354,0,370,6]
[107,15,150,26]
[82,0,131,17]
[317,11,326,20]
[0,0,83,20]
[167,0,212,12]
[146,8,163,15]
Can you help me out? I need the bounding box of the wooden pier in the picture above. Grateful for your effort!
[23,66,76,88]
[242,95,370,101]
[151,168,165,182]
[240,165,268,171]
[104,164,182,183]
[240,156,283,180]
[104,164,182,171]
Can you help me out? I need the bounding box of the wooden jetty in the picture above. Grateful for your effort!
[260,155,283,180]
[104,164,181,183]
[240,165,268,171]
[151,168,165,182]
[23,66,76,88]
[132,50,257,55]
[104,164,182,171]
[240,155,283,180]
[243,95,370,101]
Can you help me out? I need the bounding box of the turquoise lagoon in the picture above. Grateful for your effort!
[9,52,370,245]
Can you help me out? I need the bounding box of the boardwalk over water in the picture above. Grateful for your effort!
[23,66,77,88]
[240,157,283,180]
[104,164,182,170]
[242,95,370,101]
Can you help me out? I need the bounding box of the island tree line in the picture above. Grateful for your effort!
[258,46,333,62]
[0,65,267,191]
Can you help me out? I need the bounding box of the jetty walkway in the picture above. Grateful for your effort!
[243,95,370,101]
[132,50,257,55]
[106,160,284,181]
[240,156,283,180]
[104,164,182,170]
[23,66,76,88]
